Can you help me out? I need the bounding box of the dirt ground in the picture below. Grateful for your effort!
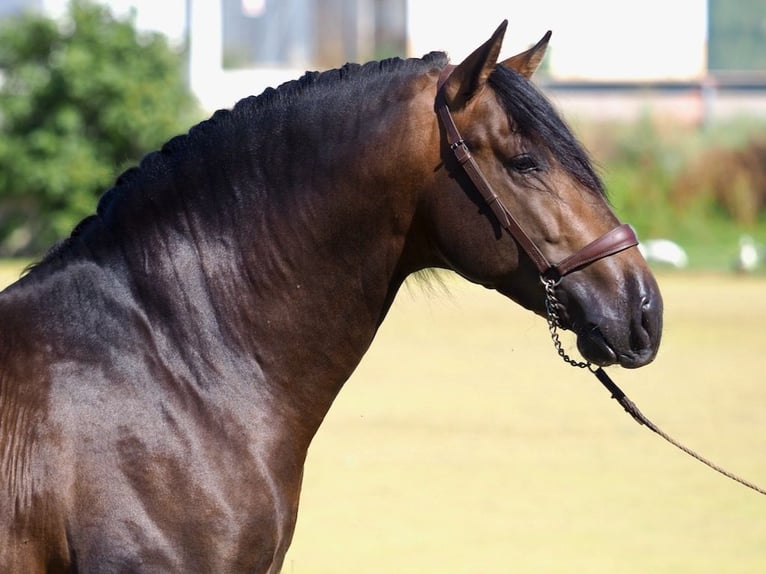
[286,272,766,574]
[2,264,765,573]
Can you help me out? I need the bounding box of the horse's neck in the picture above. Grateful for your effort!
[108,80,434,433]
[233,112,425,424]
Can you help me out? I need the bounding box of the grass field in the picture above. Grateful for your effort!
[285,272,766,574]
[0,260,26,289]
[2,262,765,572]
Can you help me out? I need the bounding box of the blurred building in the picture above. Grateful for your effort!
[1,0,765,120]
[186,0,407,112]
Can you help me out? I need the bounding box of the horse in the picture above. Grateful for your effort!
[0,21,662,572]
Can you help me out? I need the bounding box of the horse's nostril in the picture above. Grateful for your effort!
[638,288,663,345]
[640,289,663,316]
[641,295,652,312]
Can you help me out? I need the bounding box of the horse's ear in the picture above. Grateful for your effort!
[441,20,507,110]
[500,31,552,79]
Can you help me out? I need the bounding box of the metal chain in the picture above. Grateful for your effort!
[542,278,593,370]
[542,276,766,496]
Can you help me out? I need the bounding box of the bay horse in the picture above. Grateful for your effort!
[0,22,662,572]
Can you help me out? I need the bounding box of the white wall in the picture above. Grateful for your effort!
[31,0,710,112]
[39,0,302,112]
[41,0,187,44]
[407,0,707,81]
[187,0,303,112]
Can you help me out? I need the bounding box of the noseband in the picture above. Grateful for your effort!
[435,66,638,286]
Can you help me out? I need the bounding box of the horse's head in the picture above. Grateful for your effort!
[420,21,662,368]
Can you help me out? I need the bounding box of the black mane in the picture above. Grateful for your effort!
[35,52,449,267]
[34,52,597,271]
[488,65,604,196]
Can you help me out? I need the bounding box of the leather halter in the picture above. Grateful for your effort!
[436,65,638,283]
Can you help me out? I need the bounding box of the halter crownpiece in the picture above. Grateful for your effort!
[435,64,638,283]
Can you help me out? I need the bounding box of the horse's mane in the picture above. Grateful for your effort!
[32,51,449,269]
[488,65,604,196]
[32,51,596,272]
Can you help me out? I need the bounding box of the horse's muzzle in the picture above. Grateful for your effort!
[567,271,663,369]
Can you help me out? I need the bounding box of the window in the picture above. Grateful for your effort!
[221,0,406,70]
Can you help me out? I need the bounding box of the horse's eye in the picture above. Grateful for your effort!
[508,153,539,174]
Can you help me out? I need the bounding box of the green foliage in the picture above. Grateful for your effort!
[587,116,766,269]
[599,116,685,239]
[0,0,200,255]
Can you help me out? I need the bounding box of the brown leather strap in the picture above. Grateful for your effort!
[551,223,638,278]
[435,65,638,280]
[436,103,552,274]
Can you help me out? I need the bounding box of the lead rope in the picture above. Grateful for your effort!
[542,277,766,496]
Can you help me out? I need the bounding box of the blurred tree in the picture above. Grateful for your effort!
[0,0,200,256]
